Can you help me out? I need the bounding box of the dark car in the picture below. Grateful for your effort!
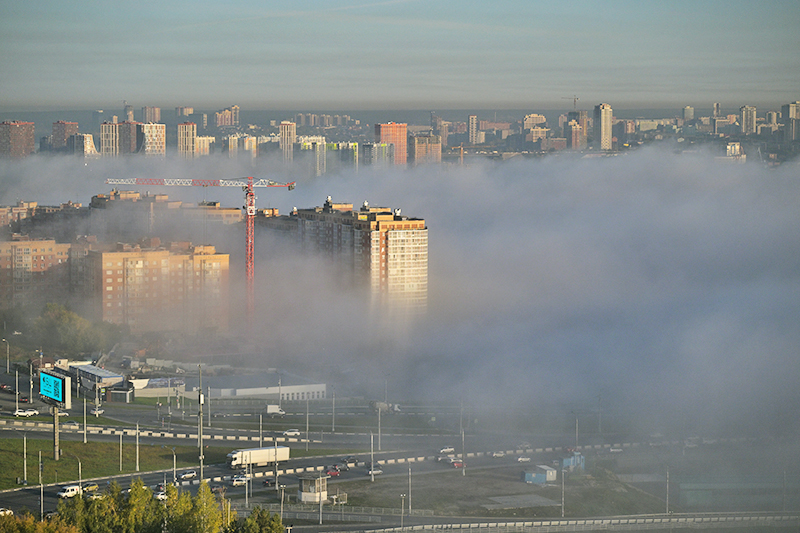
[332,463,349,471]
[342,456,358,465]
[262,478,276,487]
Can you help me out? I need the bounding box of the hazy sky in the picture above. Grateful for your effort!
[1,0,798,111]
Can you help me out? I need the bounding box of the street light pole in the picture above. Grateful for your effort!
[2,338,8,374]
[163,446,176,485]
[119,432,123,472]
[331,388,335,432]
[136,421,140,472]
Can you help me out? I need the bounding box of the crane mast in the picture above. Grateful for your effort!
[105,176,295,337]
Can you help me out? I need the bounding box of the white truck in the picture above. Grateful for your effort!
[264,404,286,418]
[226,446,290,469]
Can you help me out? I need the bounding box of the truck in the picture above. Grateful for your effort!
[226,446,290,469]
[370,401,401,414]
[264,404,286,418]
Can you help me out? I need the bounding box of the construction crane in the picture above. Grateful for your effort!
[562,95,579,110]
[105,176,295,335]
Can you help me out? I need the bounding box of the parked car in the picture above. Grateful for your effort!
[282,429,300,437]
[179,470,197,480]
[439,446,455,454]
[82,482,99,492]
[230,475,248,487]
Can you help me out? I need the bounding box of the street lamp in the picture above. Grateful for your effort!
[17,430,28,484]
[2,338,8,374]
[400,494,406,529]
[163,446,176,485]
[70,454,82,496]
[136,421,140,472]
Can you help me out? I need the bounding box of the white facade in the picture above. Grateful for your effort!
[593,103,613,151]
[137,123,166,156]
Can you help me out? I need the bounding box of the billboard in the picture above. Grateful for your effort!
[40,370,71,410]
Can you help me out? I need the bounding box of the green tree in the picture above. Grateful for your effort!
[234,507,282,533]
[120,479,163,533]
[0,512,80,533]
[190,481,222,533]
[164,484,193,533]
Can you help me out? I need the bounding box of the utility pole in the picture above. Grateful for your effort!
[305,398,309,451]
[198,365,203,480]
[136,421,140,472]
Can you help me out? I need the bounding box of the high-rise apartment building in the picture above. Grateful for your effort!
[100,121,119,157]
[467,115,479,145]
[52,121,79,150]
[175,107,194,120]
[124,104,134,122]
[291,197,427,312]
[593,103,613,151]
[713,103,721,117]
[196,136,215,156]
[118,122,139,154]
[137,123,166,156]
[567,110,589,148]
[431,112,449,147]
[0,237,71,309]
[408,133,441,165]
[142,107,161,123]
[0,121,35,158]
[374,122,407,165]
[522,114,547,129]
[83,242,229,334]
[565,120,584,149]
[739,105,757,134]
[215,105,240,127]
[682,106,694,122]
[177,122,197,158]
[70,134,99,157]
[280,121,296,163]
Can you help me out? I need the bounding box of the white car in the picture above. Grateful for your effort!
[230,475,248,487]
[282,429,300,437]
[0,508,13,516]
[13,409,29,417]
[517,456,531,463]
[366,468,383,476]
[57,411,69,417]
[90,407,104,416]
[24,408,39,417]
[439,446,455,454]
[154,491,167,501]
[179,470,197,480]
[57,485,82,499]
[492,451,506,458]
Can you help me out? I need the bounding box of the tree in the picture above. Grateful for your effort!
[0,512,80,533]
[234,507,283,533]
[190,481,222,533]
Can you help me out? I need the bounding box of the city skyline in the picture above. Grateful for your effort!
[1,1,798,111]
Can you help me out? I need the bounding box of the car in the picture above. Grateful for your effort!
[342,456,358,465]
[282,429,300,437]
[154,491,167,501]
[90,407,104,416]
[491,451,506,458]
[436,454,452,463]
[179,470,197,480]
[24,408,39,417]
[57,485,82,498]
[0,508,13,516]
[332,463,349,471]
[211,485,226,494]
[86,493,105,501]
[451,460,465,469]
[0,384,9,391]
[325,468,340,477]
[82,482,99,492]
[517,456,531,463]
[13,408,29,417]
[262,478,276,487]
[366,468,383,476]
[57,411,70,417]
[517,441,531,450]
[439,446,455,454]
[230,475,248,487]
[19,396,29,403]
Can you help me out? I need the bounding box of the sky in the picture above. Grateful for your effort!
[1,0,799,111]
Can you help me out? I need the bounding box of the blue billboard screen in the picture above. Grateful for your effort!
[40,372,64,403]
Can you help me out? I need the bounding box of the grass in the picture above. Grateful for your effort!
[0,438,229,490]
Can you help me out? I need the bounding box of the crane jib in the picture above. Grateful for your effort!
[104,178,294,188]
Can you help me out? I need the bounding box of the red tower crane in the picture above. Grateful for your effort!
[105,176,295,335]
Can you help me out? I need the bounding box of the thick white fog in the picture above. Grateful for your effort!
[2,148,799,436]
